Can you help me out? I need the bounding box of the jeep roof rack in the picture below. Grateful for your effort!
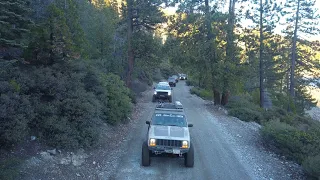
[155,101,184,112]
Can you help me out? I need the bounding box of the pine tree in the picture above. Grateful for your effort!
[282,0,320,108]
[55,0,86,56]
[246,0,282,108]
[0,0,33,48]
[25,4,73,65]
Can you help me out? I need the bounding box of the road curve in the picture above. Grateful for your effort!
[106,81,259,180]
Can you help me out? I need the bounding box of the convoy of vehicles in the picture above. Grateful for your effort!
[152,73,187,103]
[142,101,194,167]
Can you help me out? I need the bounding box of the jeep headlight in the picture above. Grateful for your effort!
[154,91,157,95]
[149,138,156,146]
[182,140,188,148]
[168,91,171,95]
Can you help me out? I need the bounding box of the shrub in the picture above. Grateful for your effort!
[0,157,23,180]
[190,87,212,100]
[262,107,288,123]
[190,87,200,95]
[199,89,212,100]
[128,90,137,104]
[302,155,320,179]
[100,73,132,125]
[0,82,35,147]
[262,121,305,162]
[1,60,134,150]
[21,65,103,149]
[226,94,262,112]
[228,108,264,123]
[0,94,31,147]
[186,79,198,86]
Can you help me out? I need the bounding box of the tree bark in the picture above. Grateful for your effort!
[259,0,265,108]
[226,0,236,63]
[223,0,236,106]
[214,89,221,105]
[289,0,300,101]
[221,91,230,106]
[126,0,134,88]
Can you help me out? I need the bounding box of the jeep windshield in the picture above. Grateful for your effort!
[156,85,171,90]
[152,113,187,127]
[168,78,175,81]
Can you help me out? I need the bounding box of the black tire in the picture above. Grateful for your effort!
[152,96,156,102]
[168,96,172,103]
[142,142,150,166]
[184,144,194,167]
[174,84,176,87]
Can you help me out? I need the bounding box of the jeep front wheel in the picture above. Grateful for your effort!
[184,144,194,167]
[152,96,156,102]
[142,142,150,166]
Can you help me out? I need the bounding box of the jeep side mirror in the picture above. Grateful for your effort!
[146,121,150,125]
[188,124,193,127]
[153,87,156,89]
[171,88,173,90]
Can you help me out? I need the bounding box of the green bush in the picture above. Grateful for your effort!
[190,87,200,95]
[262,107,289,123]
[226,95,262,112]
[229,108,264,123]
[302,155,320,179]
[190,87,212,100]
[0,60,134,150]
[261,114,320,178]
[0,157,23,180]
[100,73,132,125]
[261,121,309,162]
[0,93,34,147]
[128,90,137,104]
[186,79,198,86]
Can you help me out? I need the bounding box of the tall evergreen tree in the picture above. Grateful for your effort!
[0,0,33,48]
[282,0,320,109]
[246,0,282,108]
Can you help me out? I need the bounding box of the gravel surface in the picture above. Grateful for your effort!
[106,81,305,180]
[17,81,305,180]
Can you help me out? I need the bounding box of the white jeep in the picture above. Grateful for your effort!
[142,101,194,167]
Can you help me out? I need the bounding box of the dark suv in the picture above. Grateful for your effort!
[168,77,176,87]
[172,75,179,83]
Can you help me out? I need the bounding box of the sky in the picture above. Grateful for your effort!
[163,0,320,41]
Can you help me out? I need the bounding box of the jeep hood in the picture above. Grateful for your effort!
[149,125,190,141]
[155,89,171,93]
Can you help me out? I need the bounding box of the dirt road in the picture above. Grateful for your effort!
[104,81,304,180]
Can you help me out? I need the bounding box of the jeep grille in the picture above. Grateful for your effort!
[157,92,168,96]
[156,139,182,147]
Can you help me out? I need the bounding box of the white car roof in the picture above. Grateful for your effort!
[158,82,169,85]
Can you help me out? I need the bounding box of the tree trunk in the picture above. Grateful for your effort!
[126,0,134,88]
[221,91,230,106]
[259,0,265,108]
[226,0,236,63]
[214,89,221,105]
[289,0,300,102]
